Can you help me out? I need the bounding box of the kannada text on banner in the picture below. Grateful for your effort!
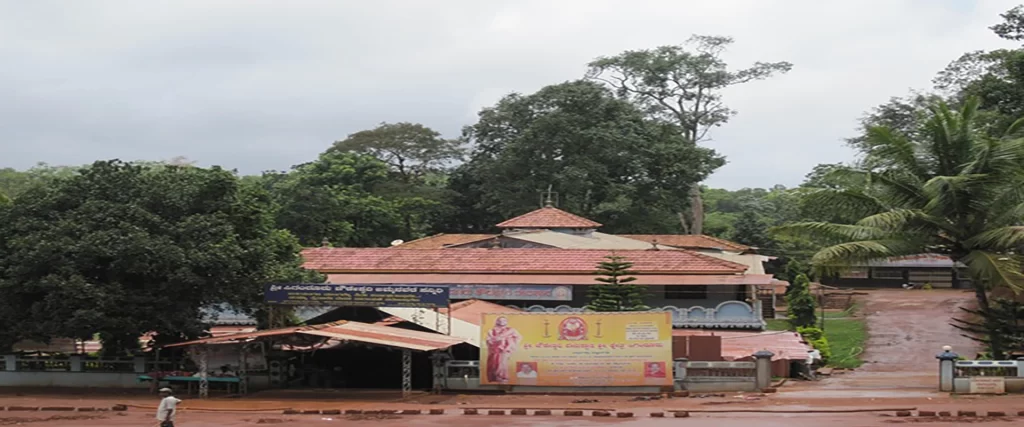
[264,284,449,308]
[479,312,672,387]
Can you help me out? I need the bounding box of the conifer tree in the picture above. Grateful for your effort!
[586,254,649,311]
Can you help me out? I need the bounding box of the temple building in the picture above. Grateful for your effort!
[302,205,776,331]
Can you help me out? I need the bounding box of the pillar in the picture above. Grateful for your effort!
[936,347,958,392]
[753,350,774,390]
[1016,357,1024,378]
[198,346,209,399]
[3,355,16,371]
[673,357,688,391]
[401,350,412,397]
[133,356,146,373]
[69,355,83,372]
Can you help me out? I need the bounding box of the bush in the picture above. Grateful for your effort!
[797,326,832,364]
[786,274,817,328]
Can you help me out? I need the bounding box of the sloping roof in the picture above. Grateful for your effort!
[621,235,751,252]
[328,273,775,286]
[672,329,812,362]
[302,247,747,274]
[496,206,602,229]
[393,233,497,249]
[506,230,680,250]
[376,300,522,347]
[703,253,770,275]
[167,321,466,352]
[862,254,965,268]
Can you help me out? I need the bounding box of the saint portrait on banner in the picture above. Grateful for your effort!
[484,316,522,383]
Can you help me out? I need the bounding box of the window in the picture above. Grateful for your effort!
[665,285,708,300]
[839,268,868,279]
[871,269,905,280]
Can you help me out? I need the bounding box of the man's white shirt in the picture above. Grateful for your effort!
[157,396,181,421]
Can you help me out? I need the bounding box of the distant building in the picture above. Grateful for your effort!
[820,254,969,289]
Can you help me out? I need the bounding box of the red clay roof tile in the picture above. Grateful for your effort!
[621,235,751,252]
[392,233,497,249]
[496,206,602,229]
[301,247,747,274]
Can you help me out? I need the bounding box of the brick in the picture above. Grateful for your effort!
[463,409,478,415]
[1018,411,1024,417]
[488,410,505,416]
[650,412,665,417]
[938,411,951,417]
[363,410,380,415]
[510,409,527,415]
[41,407,74,412]
[76,408,96,412]
[301,410,321,415]
[111,405,128,412]
[761,387,777,393]
[564,410,583,416]
[322,409,341,415]
[895,411,911,417]
[917,411,935,417]
[672,391,690,397]
[958,410,976,417]
[673,411,690,418]
[617,412,634,418]
[592,411,611,417]
[987,411,1005,417]
[533,410,551,416]
[282,409,299,415]
[400,409,421,415]
[344,409,363,415]
[8,406,39,411]
[381,410,397,414]
[429,409,445,415]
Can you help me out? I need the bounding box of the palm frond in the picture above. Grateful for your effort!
[964,226,1024,252]
[961,250,1024,293]
[855,209,926,230]
[770,222,889,244]
[861,126,928,178]
[798,187,886,219]
[1003,116,1024,138]
[810,239,929,272]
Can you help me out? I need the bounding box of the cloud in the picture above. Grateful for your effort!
[0,0,1020,187]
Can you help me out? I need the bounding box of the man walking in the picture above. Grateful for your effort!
[156,387,181,427]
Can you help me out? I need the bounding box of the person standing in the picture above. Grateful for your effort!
[156,387,181,427]
[484,316,521,383]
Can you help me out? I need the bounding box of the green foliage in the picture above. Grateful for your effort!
[951,298,1024,356]
[586,35,792,234]
[586,254,648,312]
[730,210,770,248]
[0,160,320,354]
[329,122,465,183]
[786,274,817,328]
[773,96,1024,359]
[446,80,722,233]
[797,326,832,364]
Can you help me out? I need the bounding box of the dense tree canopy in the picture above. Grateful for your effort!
[0,161,319,353]
[444,80,723,233]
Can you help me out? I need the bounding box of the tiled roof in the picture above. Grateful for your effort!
[302,247,747,274]
[392,233,497,249]
[621,235,751,252]
[496,206,602,229]
[376,299,521,327]
[169,321,466,352]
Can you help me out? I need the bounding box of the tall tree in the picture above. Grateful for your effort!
[586,35,792,234]
[773,98,1024,359]
[586,254,648,312]
[329,122,465,184]
[0,160,319,354]
[731,210,770,249]
[786,274,817,328]
[446,80,722,233]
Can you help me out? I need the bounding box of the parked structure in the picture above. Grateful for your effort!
[821,254,969,289]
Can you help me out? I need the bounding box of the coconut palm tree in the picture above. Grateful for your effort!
[773,97,1024,359]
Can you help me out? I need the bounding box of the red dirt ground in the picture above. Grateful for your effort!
[2,289,1019,426]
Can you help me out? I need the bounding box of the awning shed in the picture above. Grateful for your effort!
[166,320,466,352]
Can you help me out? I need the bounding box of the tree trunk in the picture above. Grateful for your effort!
[688,183,704,235]
[973,284,1005,360]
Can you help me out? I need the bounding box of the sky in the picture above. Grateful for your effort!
[1,0,1021,190]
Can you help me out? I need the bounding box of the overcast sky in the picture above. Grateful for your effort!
[1,0,1021,189]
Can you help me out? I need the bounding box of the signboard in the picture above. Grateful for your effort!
[264,284,449,308]
[479,312,672,387]
[449,285,573,301]
[969,377,1006,394]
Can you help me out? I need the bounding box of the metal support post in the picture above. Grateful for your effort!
[401,349,412,397]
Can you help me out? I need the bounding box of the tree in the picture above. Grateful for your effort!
[786,274,817,328]
[773,97,1024,359]
[0,160,320,354]
[586,254,648,312]
[329,122,465,183]
[445,80,722,233]
[951,298,1024,356]
[730,210,770,249]
[264,151,408,247]
[586,35,792,234]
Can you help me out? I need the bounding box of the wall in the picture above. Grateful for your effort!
[953,378,1024,393]
[498,285,746,309]
[0,372,147,388]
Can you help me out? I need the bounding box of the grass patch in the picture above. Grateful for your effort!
[764,317,867,369]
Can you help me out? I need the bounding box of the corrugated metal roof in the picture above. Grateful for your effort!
[621,235,752,252]
[703,253,770,275]
[496,206,602,228]
[166,321,465,352]
[506,230,681,250]
[862,254,964,268]
[301,247,748,274]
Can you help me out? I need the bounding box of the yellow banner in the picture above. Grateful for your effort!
[479,312,673,387]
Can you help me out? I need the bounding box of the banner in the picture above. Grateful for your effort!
[264,284,449,308]
[449,285,572,301]
[479,312,672,387]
